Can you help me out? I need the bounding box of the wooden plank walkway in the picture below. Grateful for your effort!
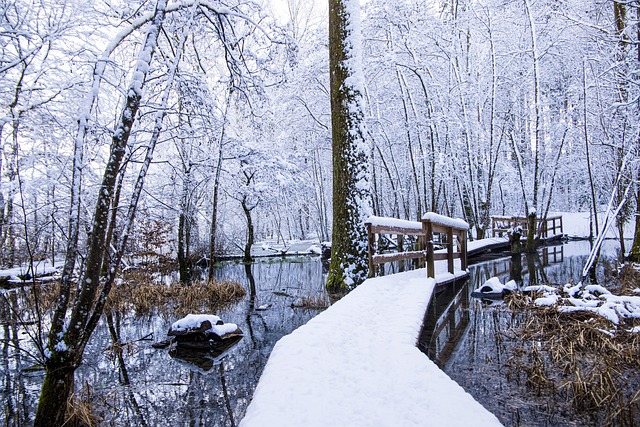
[240,262,502,427]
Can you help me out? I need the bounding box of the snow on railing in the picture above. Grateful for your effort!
[365,213,468,279]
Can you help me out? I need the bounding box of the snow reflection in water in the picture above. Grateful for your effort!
[0,256,327,426]
[419,240,625,427]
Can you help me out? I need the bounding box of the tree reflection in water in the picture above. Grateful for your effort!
[420,240,623,426]
[0,257,327,426]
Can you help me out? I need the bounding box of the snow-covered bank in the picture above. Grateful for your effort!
[554,211,634,239]
[240,268,502,427]
[0,261,59,286]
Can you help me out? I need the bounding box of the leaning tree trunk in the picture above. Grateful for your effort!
[34,1,168,424]
[326,0,371,293]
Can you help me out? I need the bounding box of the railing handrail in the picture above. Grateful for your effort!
[365,213,468,280]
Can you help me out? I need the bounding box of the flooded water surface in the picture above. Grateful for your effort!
[0,241,630,426]
[419,240,628,426]
[0,257,327,426]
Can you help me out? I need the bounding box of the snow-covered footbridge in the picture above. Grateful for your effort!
[240,214,503,427]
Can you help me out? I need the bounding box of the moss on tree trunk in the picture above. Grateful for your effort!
[327,0,369,293]
[34,362,75,427]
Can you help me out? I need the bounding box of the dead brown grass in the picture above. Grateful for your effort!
[64,384,98,427]
[616,264,640,295]
[505,299,640,426]
[106,270,246,317]
[291,294,329,309]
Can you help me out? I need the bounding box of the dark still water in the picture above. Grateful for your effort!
[418,240,627,427]
[0,257,327,426]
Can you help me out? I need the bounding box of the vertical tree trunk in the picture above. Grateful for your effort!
[242,197,254,263]
[326,0,371,292]
[629,184,640,261]
[208,89,231,280]
[34,364,76,427]
[620,2,640,261]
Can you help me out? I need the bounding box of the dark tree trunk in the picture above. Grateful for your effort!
[178,208,192,284]
[628,184,640,261]
[525,211,537,253]
[326,0,370,293]
[34,362,75,427]
[35,2,167,423]
[242,196,254,263]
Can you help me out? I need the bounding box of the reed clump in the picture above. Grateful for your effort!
[106,270,246,316]
[65,384,98,427]
[505,290,640,426]
[291,294,329,309]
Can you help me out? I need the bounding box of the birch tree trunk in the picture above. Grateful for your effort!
[326,0,371,292]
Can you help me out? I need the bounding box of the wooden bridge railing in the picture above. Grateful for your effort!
[365,213,469,279]
[491,214,563,239]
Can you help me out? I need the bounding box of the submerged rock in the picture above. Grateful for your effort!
[168,314,243,349]
[472,277,518,299]
[169,336,243,373]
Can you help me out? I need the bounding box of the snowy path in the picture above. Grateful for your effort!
[240,267,502,427]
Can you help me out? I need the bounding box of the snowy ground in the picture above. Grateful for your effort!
[0,260,59,285]
[245,239,326,258]
[553,211,634,239]
[240,267,502,427]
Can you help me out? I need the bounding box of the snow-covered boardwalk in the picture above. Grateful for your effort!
[467,236,510,257]
[240,267,502,427]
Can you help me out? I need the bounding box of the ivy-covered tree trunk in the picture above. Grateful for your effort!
[326,0,371,293]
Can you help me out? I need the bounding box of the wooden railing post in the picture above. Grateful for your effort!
[424,220,435,278]
[367,223,375,278]
[447,226,454,274]
[397,234,404,272]
[459,230,468,270]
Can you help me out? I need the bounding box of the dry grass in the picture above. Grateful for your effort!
[64,384,98,427]
[102,340,140,361]
[106,270,246,317]
[505,296,640,426]
[615,264,640,295]
[291,294,329,309]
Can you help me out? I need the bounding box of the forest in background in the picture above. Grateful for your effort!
[1,0,639,269]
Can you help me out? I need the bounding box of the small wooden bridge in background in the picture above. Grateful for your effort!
[365,213,468,280]
[491,214,563,239]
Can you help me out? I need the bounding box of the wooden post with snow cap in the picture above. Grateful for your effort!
[397,234,404,272]
[459,229,468,270]
[447,227,454,274]
[421,212,469,279]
